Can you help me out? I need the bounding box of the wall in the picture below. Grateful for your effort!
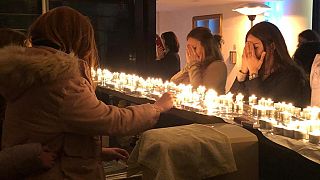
[157,0,313,69]
[267,0,313,56]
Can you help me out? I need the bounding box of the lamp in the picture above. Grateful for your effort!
[233,3,271,27]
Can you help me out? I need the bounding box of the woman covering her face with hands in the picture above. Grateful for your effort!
[230,21,310,107]
[170,27,227,94]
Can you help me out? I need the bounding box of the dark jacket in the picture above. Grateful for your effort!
[230,67,310,107]
[156,51,180,81]
[293,42,320,75]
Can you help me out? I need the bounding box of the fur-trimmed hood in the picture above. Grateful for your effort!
[0,46,80,101]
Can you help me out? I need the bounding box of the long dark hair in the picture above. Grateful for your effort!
[246,21,297,74]
[161,31,179,53]
[187,27,223,65]
[299,29,320,42]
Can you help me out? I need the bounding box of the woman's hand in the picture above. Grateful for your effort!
[244,42,266,74]
[38,146,57,169]
[101,147,130,161]
[154,92,174,113]
[241,47,249,73]
[186,45,202,65]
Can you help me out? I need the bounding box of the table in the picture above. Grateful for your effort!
[96,86,320,180]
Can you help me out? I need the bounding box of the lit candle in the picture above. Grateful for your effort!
[249,94,257,105]
[266,98,274,107]
[258,97,266,106]
[236,93,244,103]
[204,89,218,111]
[266,108,275,119]
[197,86,206,96]
[294,107,301,117]
[280,111,291,124]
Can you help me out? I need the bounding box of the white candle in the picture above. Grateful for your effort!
[236,93,244,103]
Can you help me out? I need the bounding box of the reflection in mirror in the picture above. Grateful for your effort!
[192,14,222,34]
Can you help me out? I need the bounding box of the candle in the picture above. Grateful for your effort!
[258,98,266,106]
[234,102,244,113]
[236,93,244,102]
[266,108,275,119]
[252,106,267,118]
[249,94,257,105]
[266,98,274,107]
[294,107,301,117]
[280,112,291,124]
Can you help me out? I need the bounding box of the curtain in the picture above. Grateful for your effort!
[313,0,320,33]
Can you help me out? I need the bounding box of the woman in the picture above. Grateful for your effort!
[310,54,320,106]
[156,31,181,81]
[0,28,27,146]
[230,21,310,107]
[0,28,57,180]
[170,27,227,94]
[0,6,173,179]
[293,29,320,76]
[297,29,320,48]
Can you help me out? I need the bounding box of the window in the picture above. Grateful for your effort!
[0,0,42,32]
[192,14,222,35]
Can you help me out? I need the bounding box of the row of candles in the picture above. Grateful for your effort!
[92,68,320,145]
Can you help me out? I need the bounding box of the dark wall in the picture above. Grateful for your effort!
[313,0,320,34]
[49,0,156,76]
[0,0,42,32]
[0,0,156,77]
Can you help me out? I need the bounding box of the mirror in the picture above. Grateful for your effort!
[192,14,222,35]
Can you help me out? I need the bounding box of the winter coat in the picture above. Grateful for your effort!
[0,143,44,179]
[0,46,160,180]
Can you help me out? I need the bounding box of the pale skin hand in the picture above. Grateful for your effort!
[101,147,130,161]
[243,42,266,75]
[241,46,249,73]
[186,44,203,65]
[38,146,57,169]
[154,92,174,113]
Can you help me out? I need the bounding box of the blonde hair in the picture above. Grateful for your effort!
[27,6,99,71]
